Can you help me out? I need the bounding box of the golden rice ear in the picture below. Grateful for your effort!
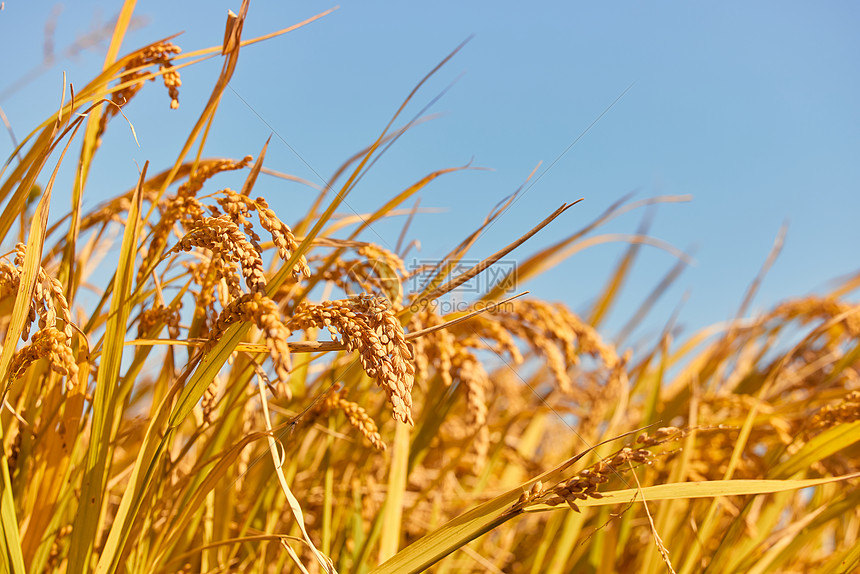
[169,215,269,294]
[291,294,415,424]
[205,292,292,383]
[0,99,84,402]
[327,393,388,451]
[10,327,79,388]
[215,188,308,278]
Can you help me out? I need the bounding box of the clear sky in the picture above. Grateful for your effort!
[1,1,858,349]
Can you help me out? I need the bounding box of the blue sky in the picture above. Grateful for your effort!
[1,1,858,349]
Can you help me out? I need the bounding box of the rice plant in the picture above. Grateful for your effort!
[1,3,859,573]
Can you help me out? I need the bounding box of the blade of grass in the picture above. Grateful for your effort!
[378,422,410,562]
[0,425,25,574]
[407,174,530,307]
[240,137,270,197]
[482,195,692,302]
[0,127,56,243]
[762,490,860,574]
[523,472,860,511]
[68,162,146,574]
[287,40,473,306]
[615,254,690,346]
[486,232,694,303]
[642,382,700,574]
[0,78,89,398]
[0,126,56,398]
[370,429,646,574]
[348,164,481,241]
[769,420,860,479]
[147,431,271,567]
[413,201,579,313]
[143,1,249,216]
[588,209,655,328]
[255,370,336,573]
[60,0,138,302]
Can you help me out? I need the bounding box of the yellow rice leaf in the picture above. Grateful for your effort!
[0,89,79,571]
[378,423,411,562]
[0,128,56,242]
[482,195,692,302]
[148,432,269,566]
[588,213,654,328]
[0,131,57,398]
[769,421,860,479]
[369,430,641,574]
[348,165,480,241]
[69,162,145,573]
[372,463,858,574]
[0,438,25,574]
[564,473,860,508]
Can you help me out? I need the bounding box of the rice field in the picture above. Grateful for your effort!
[1,3,859,573]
